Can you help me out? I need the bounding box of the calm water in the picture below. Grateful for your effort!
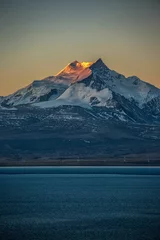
[0,167,160,240]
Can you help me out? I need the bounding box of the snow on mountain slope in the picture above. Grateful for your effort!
[58,83,113,106]
[34,83,113,108]
[2,78,68,107]
[0,105,17,110]
[89,59,160,108]
[0,97,17,110]
[108,73,160,108]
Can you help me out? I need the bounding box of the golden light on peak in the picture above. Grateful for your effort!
[81,62,93,68]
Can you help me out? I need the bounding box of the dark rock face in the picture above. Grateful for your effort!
[90,58,109,70]
[39,89,58,102]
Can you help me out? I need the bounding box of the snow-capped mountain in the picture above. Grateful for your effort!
[0,59,160,160]
[0,58,160,124]
[1,58,159,108]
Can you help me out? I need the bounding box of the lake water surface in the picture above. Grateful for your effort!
[0,167,160,240]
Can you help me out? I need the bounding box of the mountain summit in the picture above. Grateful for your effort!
[55,60,93,83]
[90,58,108,70]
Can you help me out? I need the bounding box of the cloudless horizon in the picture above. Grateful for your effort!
[0,0,160,96]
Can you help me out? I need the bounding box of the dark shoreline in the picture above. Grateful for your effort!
[0,159,160,167]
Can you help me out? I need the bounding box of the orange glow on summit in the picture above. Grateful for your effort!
[55,60,93,83]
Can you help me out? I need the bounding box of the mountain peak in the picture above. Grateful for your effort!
[90,58,108,70]
[56,60,94,78]
[96,58,103,63]
[55,60,92,83]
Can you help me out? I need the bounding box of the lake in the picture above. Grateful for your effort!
[0,167,160,240]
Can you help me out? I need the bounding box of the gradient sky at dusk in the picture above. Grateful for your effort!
[0,0,160,95]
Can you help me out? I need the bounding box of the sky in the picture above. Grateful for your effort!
[0,0,160,96]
